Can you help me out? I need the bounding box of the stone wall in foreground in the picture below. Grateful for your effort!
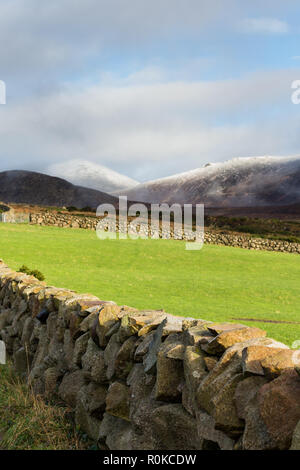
[0,259,300,450]
[29,211,300,254]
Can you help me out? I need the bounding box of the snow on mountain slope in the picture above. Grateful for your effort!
[117,156,300,207]
[47,160,138,193]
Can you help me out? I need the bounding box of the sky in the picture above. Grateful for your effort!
[0,0,300,182]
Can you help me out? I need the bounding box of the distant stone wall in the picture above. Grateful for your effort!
[30,211,101,230]
[29,211,300,254]
[205,232,300,254]
[1,208,30,224]
[0,259,299,450]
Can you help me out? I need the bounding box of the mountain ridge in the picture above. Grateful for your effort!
[47,160,138,193]
[117,156,300,207]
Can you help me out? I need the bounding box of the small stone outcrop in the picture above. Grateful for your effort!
[0,259,299,450]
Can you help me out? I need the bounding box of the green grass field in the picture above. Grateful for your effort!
[0,223,299,346]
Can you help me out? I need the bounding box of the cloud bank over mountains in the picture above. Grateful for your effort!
[1,68,299,181]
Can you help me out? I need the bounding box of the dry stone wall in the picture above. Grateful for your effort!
[30,211,300,254]
[0,259,300,450]
[2,208,30,224]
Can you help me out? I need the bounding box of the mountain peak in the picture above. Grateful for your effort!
[47,160,139,193]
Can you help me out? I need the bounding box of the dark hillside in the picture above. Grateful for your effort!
[0,170,118,209]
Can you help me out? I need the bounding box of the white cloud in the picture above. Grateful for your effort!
[0,2,293,83]
[240,18,289,34]
[0,0,231,81]
[0,68,299,180]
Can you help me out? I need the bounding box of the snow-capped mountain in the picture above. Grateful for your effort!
[117,156,300,207]
[47,160,138,193]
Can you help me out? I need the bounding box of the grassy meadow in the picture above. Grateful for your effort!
[0,362,91,450]
[0,223,299,346]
